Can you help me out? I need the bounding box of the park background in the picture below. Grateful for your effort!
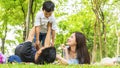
[0,0,120,64]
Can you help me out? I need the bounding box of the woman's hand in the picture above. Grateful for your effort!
[37,47,46,54]
[56,54,61,59]
[35,41,40,50]
[35,47,46,63]
[61,44,68,52]
[56,54,68,64]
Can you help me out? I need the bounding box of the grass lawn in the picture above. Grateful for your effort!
[0,64,120,68]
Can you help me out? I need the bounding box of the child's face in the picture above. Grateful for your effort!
[43,10,53,18]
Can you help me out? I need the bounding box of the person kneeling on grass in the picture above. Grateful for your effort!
[13,23,56,64]
[56,32,90,64]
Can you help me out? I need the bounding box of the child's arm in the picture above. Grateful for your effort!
[51,16,57,46]
[35,23,52,63]
[35,26,40,50]
[51,30,55,46]
[44,22,52,47]
[34,11,41,50]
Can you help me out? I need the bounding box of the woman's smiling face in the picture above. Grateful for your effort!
[66,33,77,46]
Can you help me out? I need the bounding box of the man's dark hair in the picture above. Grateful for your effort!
[36,47,56,64]
[42,1,55,12]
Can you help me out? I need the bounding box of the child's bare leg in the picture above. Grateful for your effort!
[26,27,35,42]
[44,22,52,47]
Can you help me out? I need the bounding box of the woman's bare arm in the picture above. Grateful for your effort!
[56,54,68,64]
[64,47,69,60]
[61,44,69,60]
[26,27,35,42]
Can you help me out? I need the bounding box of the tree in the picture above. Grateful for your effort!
[0,0,13,54]
[0,22,8,54]
[116,30,120,56]
[0,0,27,53]
[25,0,34,40]
[91,0,107,62]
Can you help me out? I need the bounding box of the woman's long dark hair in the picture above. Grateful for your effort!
[68,32,90,64]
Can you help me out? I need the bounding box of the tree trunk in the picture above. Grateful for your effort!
[19,0,27,41]
[91,0,98,63]
[98,7,106,57]
[103,22,107,57]
[117,36,120,56]
[1,23,7,54]
[25,0,33,40]
[91,20,97,63]
[116,30,120,56]
[101,10,107,57]
[31,0,35,27]
[31,11,34,27]
[91,0,105,62]
[115,19,120,56]
[1,38,4,54]
[98,20,102,59]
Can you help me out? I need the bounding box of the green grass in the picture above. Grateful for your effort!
[0,64,120,68]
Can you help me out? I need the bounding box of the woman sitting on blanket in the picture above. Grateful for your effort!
[14,23,56,64]
[56,32,90,64]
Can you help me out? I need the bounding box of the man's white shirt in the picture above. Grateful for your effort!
[34,11,57,33]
